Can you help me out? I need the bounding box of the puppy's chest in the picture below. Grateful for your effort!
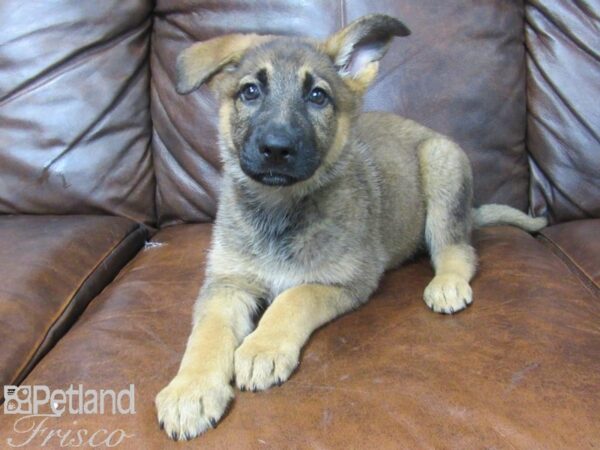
[256,221,362,297]
[231,198,363,286]
[248,202,340,265]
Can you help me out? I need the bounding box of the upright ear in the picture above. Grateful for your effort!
[322,14,410,91]
[176,34,273,94]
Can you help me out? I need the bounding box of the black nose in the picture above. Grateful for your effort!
[259,131,296,165]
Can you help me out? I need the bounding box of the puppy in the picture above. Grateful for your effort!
[155,14,546,440]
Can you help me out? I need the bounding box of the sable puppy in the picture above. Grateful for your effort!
[156,14,546,441]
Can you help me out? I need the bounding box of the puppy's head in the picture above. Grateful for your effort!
[176,14,410,189]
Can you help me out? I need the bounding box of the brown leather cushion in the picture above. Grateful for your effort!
[539,219,600,295]
[151,0,530,226]
[0,0,156,225]
[0,215,147,397]
[5,224,598,447]
[526,1,600,223]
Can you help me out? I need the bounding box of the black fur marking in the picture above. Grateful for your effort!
[448,176,473,244]
[303,72,314,96]
[250,296,269,326]
[257,68,268,88]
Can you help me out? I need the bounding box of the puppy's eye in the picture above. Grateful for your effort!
[308,87,328,106]
[240,83,260,102]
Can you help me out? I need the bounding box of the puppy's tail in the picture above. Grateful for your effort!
[472,204,547,233]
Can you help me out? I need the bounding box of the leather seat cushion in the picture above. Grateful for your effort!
[0,215,147,397]
[2,224,598,448]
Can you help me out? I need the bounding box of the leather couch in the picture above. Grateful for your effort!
[1,1,598,448]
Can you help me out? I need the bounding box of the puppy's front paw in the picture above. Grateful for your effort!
[234,334,299,391]
[424,274,473,314]
[155,374,233,441]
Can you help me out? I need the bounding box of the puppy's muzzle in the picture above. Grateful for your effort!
[259,131,296,168]
[241,128,319,187]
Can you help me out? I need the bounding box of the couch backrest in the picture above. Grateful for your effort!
[0,0,155,225]
[3,1,595,227]
[525,0,600,224]
[151,0,531,226]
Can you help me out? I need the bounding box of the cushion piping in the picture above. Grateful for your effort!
[537,234,600,298]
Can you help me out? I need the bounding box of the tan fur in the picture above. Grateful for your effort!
[217,101,234,154]
[344,61,380,92]
[473,204,547,232]
[320,14,409,92]
[176,34,274,94]
[424,244,477,313]
[235,284,353,391]
[156,14,546,441]
[155,282,258,438]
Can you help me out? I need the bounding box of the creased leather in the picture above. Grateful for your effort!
[526,0,600,223]
[0,0,156,225]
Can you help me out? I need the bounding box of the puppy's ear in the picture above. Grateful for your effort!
[322,14,410,92]
[176,34,273,94]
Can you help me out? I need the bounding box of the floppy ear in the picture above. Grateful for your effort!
[175,34,273,94]
[322,14,410,91]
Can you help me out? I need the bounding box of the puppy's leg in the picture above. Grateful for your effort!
[234,284,356,391]
[155,280,260,440]
[419,137,477,314]
[424,243,476,314]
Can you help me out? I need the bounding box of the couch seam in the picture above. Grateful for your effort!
[537,234,600,298]
[524,0,535,216]
[4,223,148,394]
[147,8,160,228]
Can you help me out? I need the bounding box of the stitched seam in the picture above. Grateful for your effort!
[340,0,346,28]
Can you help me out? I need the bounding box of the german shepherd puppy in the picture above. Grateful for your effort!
[156,14,546,440]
